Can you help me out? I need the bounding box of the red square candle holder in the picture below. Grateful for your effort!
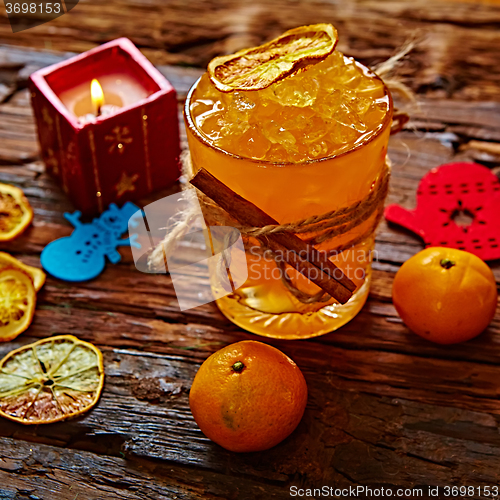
[29,38,181,214]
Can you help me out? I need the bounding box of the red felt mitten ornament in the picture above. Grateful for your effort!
[385,162,500,261]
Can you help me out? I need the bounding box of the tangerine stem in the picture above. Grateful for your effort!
[232,361,245,372]
[440,258,456,269]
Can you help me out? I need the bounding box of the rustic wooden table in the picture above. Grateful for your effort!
[1,1,500,498]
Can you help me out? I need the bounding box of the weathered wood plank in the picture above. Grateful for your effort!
[0,437,288,499]
[0,251,494,368]
[2,334,500,489]
[0,44,204,102]
[1,0,500,100]
[0,243,497,363]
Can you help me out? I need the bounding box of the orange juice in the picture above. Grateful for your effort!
[185,45,392,339]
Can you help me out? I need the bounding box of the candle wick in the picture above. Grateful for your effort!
[96,105,102,117]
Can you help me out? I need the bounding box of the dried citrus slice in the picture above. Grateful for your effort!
[208,24,338,92]
[0,335,104,424]
[0,268,36,342]
[0,252,45,291]
[0,183,33,241]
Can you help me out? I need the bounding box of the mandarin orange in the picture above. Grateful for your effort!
[189,340,307,452]
[392,247,497,344]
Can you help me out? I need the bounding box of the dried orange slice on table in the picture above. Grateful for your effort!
[0,268,36,342]
[0,183,33,241]
[208,23,338,92]
[0,335,104,424]
[0,252,45,291]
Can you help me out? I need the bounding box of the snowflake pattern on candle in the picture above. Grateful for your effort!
[42,107,54,129]
[66,140,79,176]
[40,107,55,144]
[105,125,133,154]
[115,171,139,197]
[44,147,59,175]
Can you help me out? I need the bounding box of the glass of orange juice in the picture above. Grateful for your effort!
[184,25,393,339]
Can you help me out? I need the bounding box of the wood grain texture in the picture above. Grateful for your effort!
[0,0,499,496]
[1,0,500,100]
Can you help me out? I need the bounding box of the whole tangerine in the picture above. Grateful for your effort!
[392,247,497,344]
[189,340,308,452]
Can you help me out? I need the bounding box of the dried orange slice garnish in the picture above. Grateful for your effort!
[0,183,33,241]
[0,252,45,292]
[0,335,104,424]
[208,24,338,92]
[0,268,36,342]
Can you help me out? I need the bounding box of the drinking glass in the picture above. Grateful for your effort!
[184,56,393,339]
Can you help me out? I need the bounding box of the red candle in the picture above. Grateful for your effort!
[30,38,181,214]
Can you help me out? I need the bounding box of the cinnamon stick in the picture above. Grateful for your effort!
[190,168,356,304]
[264,238,353,304]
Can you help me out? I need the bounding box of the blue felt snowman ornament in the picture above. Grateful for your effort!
[41,202,141,282]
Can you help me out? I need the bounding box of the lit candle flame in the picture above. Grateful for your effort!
[90,79,105,116]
